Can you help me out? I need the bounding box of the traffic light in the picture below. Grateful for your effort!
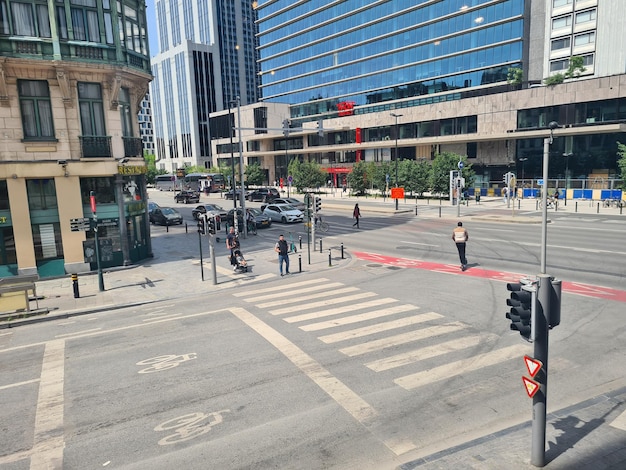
[506,281,536,342]
[315,196,322,212]
[197,216,206,235]
[282,119,290,137]
[207,215,216,235]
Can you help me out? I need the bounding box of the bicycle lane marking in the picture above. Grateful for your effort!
[354,251,626,303]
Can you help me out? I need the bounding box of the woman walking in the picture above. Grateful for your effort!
[352,203,361,228]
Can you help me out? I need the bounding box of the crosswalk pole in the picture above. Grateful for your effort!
[298,254,302,273]
[328,248,332,267]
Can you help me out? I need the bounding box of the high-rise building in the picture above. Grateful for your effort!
[0,0,153,278]
[209,0,626,187]
[150,0,260,173]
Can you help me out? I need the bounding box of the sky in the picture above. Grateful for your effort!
[145,0,159,57]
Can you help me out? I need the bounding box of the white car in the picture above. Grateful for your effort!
[273,197,305,211]
[263,204,304,223]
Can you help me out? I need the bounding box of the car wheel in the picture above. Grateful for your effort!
[281,216,287,223]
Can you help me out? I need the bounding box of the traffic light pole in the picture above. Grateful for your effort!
[531,274,551,467]
[209,233,217,285]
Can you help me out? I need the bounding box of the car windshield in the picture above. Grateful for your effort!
[207,204,223,210]
[161,208,177,215]
[280,205,296,211]
[249,208,262,216]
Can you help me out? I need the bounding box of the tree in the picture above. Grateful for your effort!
[544,73,564,86]
[564,56,586,79]
[617,142,626,189]
[429,152,474,195]
[288,159,326,191]
[507,67,523,86]
[245,162,265,186]
[367,161,390,195]
[347,161,369,195]
[400,159,431,196]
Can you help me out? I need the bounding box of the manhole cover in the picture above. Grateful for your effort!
[387,266,402,270]
[366,264,382,268]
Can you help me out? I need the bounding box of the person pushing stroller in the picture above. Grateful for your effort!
[226,226,248,272]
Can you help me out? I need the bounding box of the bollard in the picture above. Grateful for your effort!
[597,202,600,214]
[536,200,539,211]
[438,207,441,218]
[185,223,188,234]
[299,254,302,273]
[415,206,418,215]
[328,248,332,267]
[341,242,344,259]
[71,273,80,298]
[575,201,578,213]
[320,238,323,253]
[299,235,302,250]
[518,199,520,210]
[166,224,169,233]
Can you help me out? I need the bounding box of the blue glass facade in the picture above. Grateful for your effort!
[257,0,524,118]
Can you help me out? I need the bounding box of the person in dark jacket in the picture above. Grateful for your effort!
[275,234,290,276]
[352,203,361,228]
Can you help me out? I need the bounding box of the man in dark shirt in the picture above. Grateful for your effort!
[275,234,290,276]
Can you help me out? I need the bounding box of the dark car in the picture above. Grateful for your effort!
[148,201,160,217]
[191,203,228,221]
[150,207,183,225]
[226,208,272,229]
[174,190,200,204]
[247,187,280,202]
[224,189,247,200]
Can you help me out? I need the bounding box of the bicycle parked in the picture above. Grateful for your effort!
[603,198,625,208]
[538,196,558,210]
[314,213,329,232]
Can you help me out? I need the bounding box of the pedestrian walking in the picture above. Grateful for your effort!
[226,226,247,271]
[452,221,469,271]
[502,186,509,204]
[275,234,290,276]
[352,203,361,228]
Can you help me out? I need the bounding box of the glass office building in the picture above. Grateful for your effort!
[257,0,524,119]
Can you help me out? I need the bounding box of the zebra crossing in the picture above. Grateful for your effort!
[233,277,526,391]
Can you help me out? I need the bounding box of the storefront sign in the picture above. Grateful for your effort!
[118,165,147,175]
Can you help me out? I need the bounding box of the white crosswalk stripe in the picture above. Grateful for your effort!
[269,292,377,316]
[283,297,394,324]
[256,286,360,309]
[239,281,342,303]
[299,304,421,331]
[232,278,328,297]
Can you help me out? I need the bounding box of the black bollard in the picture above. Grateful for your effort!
[299,235,302,250]
[320,238,323,253]
[597,202,600,213]
[341,242,344,259]
[575,201,578,213]
[298,254,302,273]
[71,273,80,298]
[166,224,169,233]
[438,207,441,218]
[328,248,332,267]
[185,223,188,234]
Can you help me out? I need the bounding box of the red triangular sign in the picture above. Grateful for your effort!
[522,376,540,398]
[524,355,542,378]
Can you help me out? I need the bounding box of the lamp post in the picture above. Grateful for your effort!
[390,112,403,210]
[227,101,239,234]
[235,96,247,237]
[519,157,528,182]
[563,152,572,206]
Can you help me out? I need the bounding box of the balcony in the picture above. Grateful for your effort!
[79,136,112,158]
[122,137,143,157]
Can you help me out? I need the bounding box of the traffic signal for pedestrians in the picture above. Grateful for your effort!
[197,216,206,235]
[506,281,536,342]
[207,215,216,235]
[315,196,322,212]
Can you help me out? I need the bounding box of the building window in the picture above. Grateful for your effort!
[78,82,106,136]
[552,0,572,7]
[120,3,145,54]
[552,15,572,30]
[9,0,51,37]
[69,0,100,42]
[574,32,595,46]
[550,58,570,72]
[18,80,55,140]
[575,9,596,25]
[26,178,57,210]
[551,37,571,52]
[80,177,116,204]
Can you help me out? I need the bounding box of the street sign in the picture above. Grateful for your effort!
[390,187,405,199]
[97,218,118,227]
[70,218,90,232]
[524,355,543,378]
[288,175,293,183]
[537,179,544,185]
[458,161,464,170]
[522,376,540,398]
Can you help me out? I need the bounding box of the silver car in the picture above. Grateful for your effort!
[262,204,304,223]
[273,197,305,211]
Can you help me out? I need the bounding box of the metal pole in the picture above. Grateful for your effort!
[540,137,550,275]
[390,113,402,210]
[236,96,247,238]
[228,103,238,236]
[198,230,204,281]
[209,234,217,285]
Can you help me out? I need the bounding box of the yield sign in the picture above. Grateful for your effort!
[524,355,543,378]
[522,376,540,398]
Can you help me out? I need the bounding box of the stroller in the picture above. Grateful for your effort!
[229,248,248,273]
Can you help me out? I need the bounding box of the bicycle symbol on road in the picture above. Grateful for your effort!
[154,410,231,445]
[136,353,197,373]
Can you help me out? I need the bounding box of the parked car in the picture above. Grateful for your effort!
[150,207,183,225]
[272,197,305,211]
[224,189,247,200]
[192,203,228,221]
[174,190,200,204]
[148,201,160,217]
[247,187,280,202]
[226,208,272,229]
[262,204,304,223]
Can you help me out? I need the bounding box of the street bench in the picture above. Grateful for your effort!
[0,274,40,314]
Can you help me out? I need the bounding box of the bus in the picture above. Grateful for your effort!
[184,173,225,193]
[155,174,177,191]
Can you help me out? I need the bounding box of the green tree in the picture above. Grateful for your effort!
[617,142,626,189]
[288,159,326,191]
[245,162,265,186]
[507,67,523,86]
[367,161,390,195]
[564,56,586,79]
[347,161,369,195]
[429,152,474,195]
[544,73,564,86]
[400,159,431,196]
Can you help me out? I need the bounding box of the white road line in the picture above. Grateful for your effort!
[318,311,441,343]
[232,278,328,297]
[269,292,377,316]
[31,339,65,470]
[282,296,392,322]
[300,305,421,332]
[257,287,359,308]
[55,328,101,338]
[0,378,40,391]
[400,241,439,247]
[394,344,526,390]
[242,282,344,303]
[229,307,378,424]
[339,323,466,357]
[366,335,494,372]
[610,409,626,431]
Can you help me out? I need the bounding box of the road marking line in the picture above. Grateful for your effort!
[610,409,626,431]
[366,335,493,372]
[257,287,359,308]
[232,278,328,297]
[318,311,440,343]
[269,292,377,316]
[0,378,40,391]
[282,297,393,322]
[339,322,466,357]
[55,328,101,338]
[229,307,377,423]
[242,282,345,303]
[31,339,65,470]
[300,305,420,332]
[394,344,526,390]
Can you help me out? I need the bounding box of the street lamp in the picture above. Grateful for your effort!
[519,157,528,181]
[540,121,559,275]
[563,152,572,206]
[228,103,237,212]
[390,112,403,210]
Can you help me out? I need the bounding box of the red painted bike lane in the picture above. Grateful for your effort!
[354,251,626,303]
